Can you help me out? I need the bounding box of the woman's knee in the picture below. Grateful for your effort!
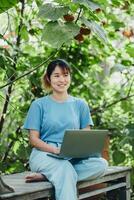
[85,157,108,174]
[96,157,108,174]
[100,158,108,168]
[52,161,78,184]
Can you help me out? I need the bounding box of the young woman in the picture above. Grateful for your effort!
[23,59,108,200]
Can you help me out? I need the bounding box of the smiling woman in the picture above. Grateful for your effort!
[23,59,108,200]
[42,59,71,100]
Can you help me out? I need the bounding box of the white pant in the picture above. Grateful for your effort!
[29,143,108,200]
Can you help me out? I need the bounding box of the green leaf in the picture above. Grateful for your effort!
[126,44,134,57]
[38,3,69,21]
[111,21,125,30]
[16,144,30,160]
[80,17,108,43]
[0,0,18,14]
[20,26,29,41]
[111,0,124,7]
[112,150,126,164]
[7,161,25,173]
[23,45,36,55]
[42,21,80,48]
[126,124,134,138]
[13,141,20,154]
[73,0,100,11]
[121,59,132,66]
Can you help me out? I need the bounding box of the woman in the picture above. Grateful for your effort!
[23,59,108,200]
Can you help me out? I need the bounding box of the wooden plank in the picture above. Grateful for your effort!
[79,182,127,199]
[78,171,128,189]
[0,190,53,200]
[103,166,131,175]
[0,172,53,200]
[0,177,14,194]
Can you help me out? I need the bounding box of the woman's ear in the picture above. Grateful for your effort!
[46,75,50,83]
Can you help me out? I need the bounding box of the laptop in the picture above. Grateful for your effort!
[47,130,109,159]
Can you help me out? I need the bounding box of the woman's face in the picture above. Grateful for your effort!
[50,66,71,93]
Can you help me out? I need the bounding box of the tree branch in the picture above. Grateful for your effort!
[0,86,12,133]
[75,7,82,24]
[3,12,10,36]
[0,0,25,134]
[0,50,59,90]
[91,93,134,114]
[1,126,21,162]
[127,78,134,97]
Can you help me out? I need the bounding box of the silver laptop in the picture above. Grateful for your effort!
[47,130,109,159]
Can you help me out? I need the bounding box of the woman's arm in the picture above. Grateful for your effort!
[29,130,60,154]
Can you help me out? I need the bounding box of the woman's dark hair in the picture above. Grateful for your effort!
[42,59,71,90]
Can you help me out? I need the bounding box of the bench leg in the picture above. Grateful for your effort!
[126,189,131,200]
[119,187,131,200]
[126,172,131,200]
[119,172,131,200]
[119,187,126,200]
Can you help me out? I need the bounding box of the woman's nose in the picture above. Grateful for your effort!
[59,76,65,81]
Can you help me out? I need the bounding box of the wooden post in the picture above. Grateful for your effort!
[118,170,131,200]
[126,171,131,200]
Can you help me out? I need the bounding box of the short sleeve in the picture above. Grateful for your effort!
[79,100,94,129]
[23,101,42,132]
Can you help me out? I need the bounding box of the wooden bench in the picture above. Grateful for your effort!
[0,166,131,200]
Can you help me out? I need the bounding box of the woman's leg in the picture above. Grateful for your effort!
[29,148,78,200]
[73,157,108,181]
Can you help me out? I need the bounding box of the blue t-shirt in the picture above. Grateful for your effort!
[23,95,94,143]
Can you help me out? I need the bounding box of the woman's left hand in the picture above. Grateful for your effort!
[53,147,61,154]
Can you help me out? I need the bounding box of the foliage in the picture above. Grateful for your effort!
[0,0,134,191]
[0,0,18,14]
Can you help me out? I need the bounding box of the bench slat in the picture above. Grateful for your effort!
[79,182,127,199]
[78,170,130,189]
[0,172,53,200]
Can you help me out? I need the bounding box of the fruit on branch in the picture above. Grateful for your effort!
[101,20,107,26]
[95,8,102,13]
[74,26,91,42]
[122,30,133,38]
[80,27,91,35]
[63,14,74,22]
[74,33,84,42]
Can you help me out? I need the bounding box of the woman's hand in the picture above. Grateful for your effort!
[53,147,60,154]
